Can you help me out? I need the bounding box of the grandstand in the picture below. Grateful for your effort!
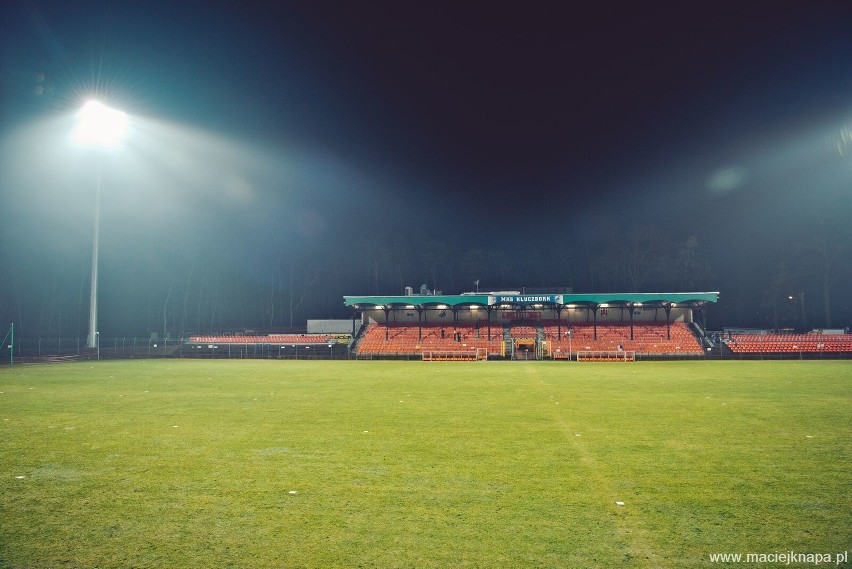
[725,331,852,355]
[188,334,343,345]
[184,333,350,358]
[344,291,718,360]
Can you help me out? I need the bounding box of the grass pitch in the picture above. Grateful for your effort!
[1,360,850,568]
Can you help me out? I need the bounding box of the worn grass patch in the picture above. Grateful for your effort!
[1,360,850,567]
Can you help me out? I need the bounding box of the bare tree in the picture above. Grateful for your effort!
[762,262,796,330]
[287,256,318,328]
[181,264,195,335]
[260,256,282,329]
[459,248,489,291]
[622,226,668,292]
[795,217,851,328]
[162,279,174,337]
[577,213,619,291]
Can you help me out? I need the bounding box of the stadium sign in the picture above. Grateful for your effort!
[492,295,562,305]
[502,311,542,320]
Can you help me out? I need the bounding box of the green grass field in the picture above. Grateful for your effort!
[1,360,850,568]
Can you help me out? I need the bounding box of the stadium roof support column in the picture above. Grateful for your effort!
[696,305,707,331]
[351,309,359,336]
[627,303,635,340]
[383,306,391,341]
[663,302,672,340]
[486,306,493,340]
[555,306,564,340]
[592,304,599,340]
[416,307,423,341]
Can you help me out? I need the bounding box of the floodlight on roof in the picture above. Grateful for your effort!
[74,100,128,147]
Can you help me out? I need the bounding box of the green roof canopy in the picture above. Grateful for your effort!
[343,295,491,308]
[344,292,718,308]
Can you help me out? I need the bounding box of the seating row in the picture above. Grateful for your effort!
[357,322,703,356]
[358,323,503,355]
[543,322,703,355]
[727,334,852,353]
[188,334,341,345]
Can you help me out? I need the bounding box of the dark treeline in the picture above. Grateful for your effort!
[3,215,849,339]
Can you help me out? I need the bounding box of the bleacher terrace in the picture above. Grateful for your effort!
[188,334,343,345]
[354,321,704,359]
[356,323,503,357]
[726,333,852,354]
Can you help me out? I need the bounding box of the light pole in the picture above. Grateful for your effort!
[73,101,127,349]
[87,168,102,350]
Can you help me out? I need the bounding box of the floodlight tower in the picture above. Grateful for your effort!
[73,101,128,349]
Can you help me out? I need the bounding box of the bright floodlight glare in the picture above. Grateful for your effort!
[74,100,128,146]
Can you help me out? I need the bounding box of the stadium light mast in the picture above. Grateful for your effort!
[73,100,128,349]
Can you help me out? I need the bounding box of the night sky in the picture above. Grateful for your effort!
[1,1,851,337]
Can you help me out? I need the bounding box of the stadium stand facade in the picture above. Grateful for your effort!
[344,291,718,360]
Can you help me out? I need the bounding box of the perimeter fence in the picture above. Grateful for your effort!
[1,337,352,362]
[2,336,850,364]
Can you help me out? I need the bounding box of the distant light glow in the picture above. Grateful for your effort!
[706,165,748,195]
[74,101,128,147]
[835,125,852,156]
